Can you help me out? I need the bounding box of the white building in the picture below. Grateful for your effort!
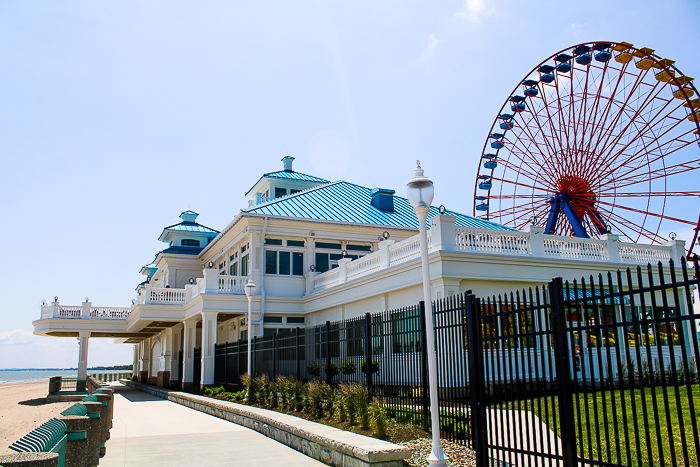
[33,157,687,388]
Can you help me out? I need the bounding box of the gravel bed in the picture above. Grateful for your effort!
[399,438,476,467]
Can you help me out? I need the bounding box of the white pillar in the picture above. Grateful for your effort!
[132,345,138,377]
[663,239,686,265]
[77,331,90,380]
[338,258,352,283]
[428,214,457,252]
[602,233,621,262]
[525,224,545,257]
[378,240,395,268]
[182,320,197,386]
[169,323,183,382]
[81,301,91,319]
[200,312,219,387]
[203,268,220,294]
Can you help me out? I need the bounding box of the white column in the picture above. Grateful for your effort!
[602,233,621,262]
[203,268,220,294]
[378,240,395,268]
[525,224,545,257]
[77,331,90,380]
[338,258,352,283]
[200,311,219,387]
[169,323,183,382]
[144,283,152,304]
[428,215,457,252]
[132,345,138,377]
[663,239,686,265]
[160,329,169,374]
[182,320,197,385]
[81,301,91,319]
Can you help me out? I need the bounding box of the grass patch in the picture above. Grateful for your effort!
[497,384,699,467]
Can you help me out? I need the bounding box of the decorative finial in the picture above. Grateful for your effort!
[416,160,420,167]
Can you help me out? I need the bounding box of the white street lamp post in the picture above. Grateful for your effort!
[244,279,256,379]
[406,160,447,466]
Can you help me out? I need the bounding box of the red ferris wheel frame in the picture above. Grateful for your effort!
[472,41,700,260]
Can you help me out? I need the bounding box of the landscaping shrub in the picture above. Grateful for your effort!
[241,373,256,402]
[308,380,329,418]
[326,361,340,379]
[339,358,357,375]
[369,400,388,438]
[360,359,380,376]
[307,362,322,376]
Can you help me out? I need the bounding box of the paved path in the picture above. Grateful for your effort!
[102,384,324,467]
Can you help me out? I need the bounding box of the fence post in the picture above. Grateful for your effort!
[326,321,331,384]
[365,312,373,394]
[549,277,578,467]
[272,332,278,380]
[466,294,488,467]
[296,327,302,381]
[419,301,430,431]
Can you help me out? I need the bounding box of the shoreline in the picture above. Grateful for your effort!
[0,381,75,455]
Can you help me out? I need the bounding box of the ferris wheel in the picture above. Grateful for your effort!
[473,41,700,259]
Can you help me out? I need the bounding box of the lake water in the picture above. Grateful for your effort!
[0,369,130,386]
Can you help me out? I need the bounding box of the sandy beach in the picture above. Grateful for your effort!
[0,381,74,454]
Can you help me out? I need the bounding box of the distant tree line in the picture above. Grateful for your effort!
[88,365,132,370]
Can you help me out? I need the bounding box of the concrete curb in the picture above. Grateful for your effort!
[122,380,411,467]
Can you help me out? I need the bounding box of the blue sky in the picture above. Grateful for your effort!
[1,0,699,368]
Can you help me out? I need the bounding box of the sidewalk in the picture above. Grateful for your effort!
[101,383,324,466]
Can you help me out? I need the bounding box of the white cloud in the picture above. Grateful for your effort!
[456,0,495,22]
[418,34,442,63]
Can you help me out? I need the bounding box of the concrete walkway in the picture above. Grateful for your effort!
[101,383,325,466]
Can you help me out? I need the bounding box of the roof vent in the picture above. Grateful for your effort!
[179,211,199,223]
[282,156,295,172]
[370,188,395,211]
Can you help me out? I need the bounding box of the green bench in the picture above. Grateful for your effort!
[8,418,67,467]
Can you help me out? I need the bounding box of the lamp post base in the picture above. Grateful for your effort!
[427,452,448,467]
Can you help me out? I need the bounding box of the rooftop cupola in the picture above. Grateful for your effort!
[282,156,295,172]
[179,210,199,223]
[370,188,395,211]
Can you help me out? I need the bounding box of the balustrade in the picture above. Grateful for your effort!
[218,275,247,293]
[455,226,530,254]
[150,287,186,303]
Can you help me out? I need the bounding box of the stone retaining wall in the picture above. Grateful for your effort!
[123,380,411,467]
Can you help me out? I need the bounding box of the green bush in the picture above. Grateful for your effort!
[241,373,256,403]
[360,359,380,376]
[339,358,357,375]
[369,400,388,438]
[326,361,340,379]
[307,362,322,377]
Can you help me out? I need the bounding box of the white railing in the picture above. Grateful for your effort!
[389,236,421,266]
[347,254,381,280]
[219,275,247,293]
[58,306,81,318]
[314,269,341,291]
[455,227,530,255]
[90,307,131,320]
[149,287,186,304]
[543,235,608,261]
[619,243,672,264]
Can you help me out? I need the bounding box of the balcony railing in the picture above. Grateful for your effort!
[42,303,132,320]
[218,275,247,293]
[310,216,681,293]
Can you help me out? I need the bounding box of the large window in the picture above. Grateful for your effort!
[266,250,303,276]
[275,187,287,198]
[181,239,200,247]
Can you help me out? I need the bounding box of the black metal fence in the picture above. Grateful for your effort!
[211,259,699,466]
[469,258,700,467]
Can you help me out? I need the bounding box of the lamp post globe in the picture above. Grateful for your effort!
[244,279,256,385]
[406,160,434,213]
[406,161,446,466]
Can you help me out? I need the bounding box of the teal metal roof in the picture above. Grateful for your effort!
[245,170,330,195]
[243,181,513,230]
[161,222,219,234]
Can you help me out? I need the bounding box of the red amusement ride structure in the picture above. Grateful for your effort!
[473,41,700,260]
